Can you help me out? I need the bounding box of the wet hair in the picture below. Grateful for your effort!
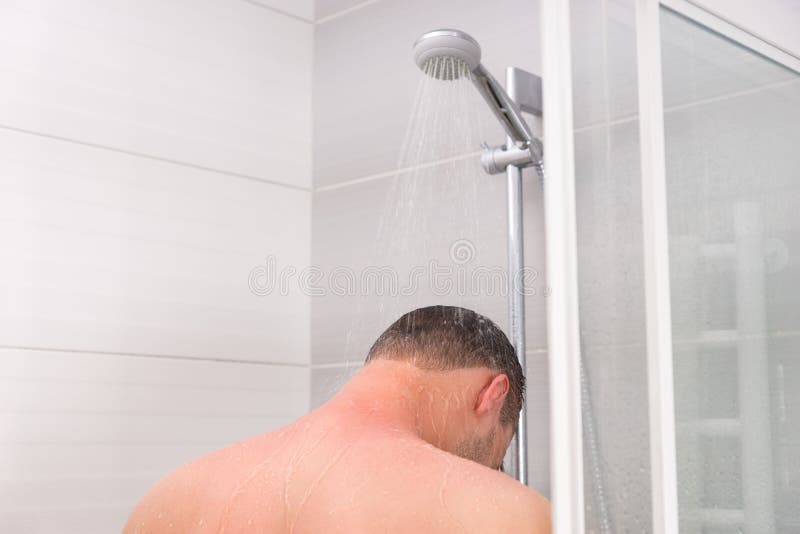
[365,305,525,427]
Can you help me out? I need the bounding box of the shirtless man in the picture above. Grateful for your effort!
[125,305,551,533]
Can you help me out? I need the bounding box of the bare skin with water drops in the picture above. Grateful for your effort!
[124,361,550,533]
[125,307,551,532]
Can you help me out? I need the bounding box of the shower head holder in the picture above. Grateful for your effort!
[413,29,544,176]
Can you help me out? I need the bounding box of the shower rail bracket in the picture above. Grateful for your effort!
[507,67,542,117]
[481,143,536,174]
[480,67,544,176]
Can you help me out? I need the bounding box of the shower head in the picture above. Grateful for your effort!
[412,29,536,150]
[412,29,482,78]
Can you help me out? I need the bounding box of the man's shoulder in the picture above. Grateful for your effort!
[452,470,550,533]
[458,463,549,518]
[123,441,254,533]
[401,445,551,532]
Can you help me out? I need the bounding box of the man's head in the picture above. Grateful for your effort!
[364,305,525,469]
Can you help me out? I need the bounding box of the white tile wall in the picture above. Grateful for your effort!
[524,351,550,498]
[311,159,548,365]
[0,348,307,533]
[1,0,313,530]
[0,0,312,187]
[0,128,310,365]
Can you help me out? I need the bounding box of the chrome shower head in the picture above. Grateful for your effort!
[412,29,536,150]
[412,29,482,79]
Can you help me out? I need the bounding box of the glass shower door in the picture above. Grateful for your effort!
[661,5,800,534]
[661,6,800,533]
[568,2,799,532]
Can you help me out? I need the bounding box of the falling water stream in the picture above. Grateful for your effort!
[322,56,508,380]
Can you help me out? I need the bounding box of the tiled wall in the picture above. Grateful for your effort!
[0,1,311,532]
[310,0,551,495]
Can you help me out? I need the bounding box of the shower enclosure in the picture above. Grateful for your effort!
[543,0,800,532]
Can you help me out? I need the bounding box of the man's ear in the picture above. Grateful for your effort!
[475,374,509,417]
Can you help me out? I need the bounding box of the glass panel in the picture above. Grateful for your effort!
[571,1,653,531]
[661,7,800,533]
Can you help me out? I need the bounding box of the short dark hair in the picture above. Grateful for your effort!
[365,305,524,426]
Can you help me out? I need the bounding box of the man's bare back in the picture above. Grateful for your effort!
[125,404,549,533]
[125,307,551,533]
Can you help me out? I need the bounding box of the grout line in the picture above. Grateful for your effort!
[239,0,314,24]
[0,124,311,193]
[7,439,258,446]
[573,114,639,135]
[313,150,481,193]
[573,77,800,135]
[310,350,547,370]
[5,502,157,511]
[2,409,295,418]
[7,473,166,482]
[576,329,800,354]
[311,361,364,370]
[315,0,381,25]
[0,345,310,368]
[661,76,800,115]
[0,374,306,393]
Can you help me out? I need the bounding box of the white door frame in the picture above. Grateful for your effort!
[635,1,679,532]
[540,1,586,533]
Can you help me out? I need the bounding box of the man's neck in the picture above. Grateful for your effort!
[328,360,488,451]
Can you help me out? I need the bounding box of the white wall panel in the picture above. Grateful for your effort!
[249,0,315,21]
[315,0,369,21]
[0,348,307,533]
[0,128,310,364]
[0,0,311,188]
[0,0,313,531]
[311,163,547,365]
